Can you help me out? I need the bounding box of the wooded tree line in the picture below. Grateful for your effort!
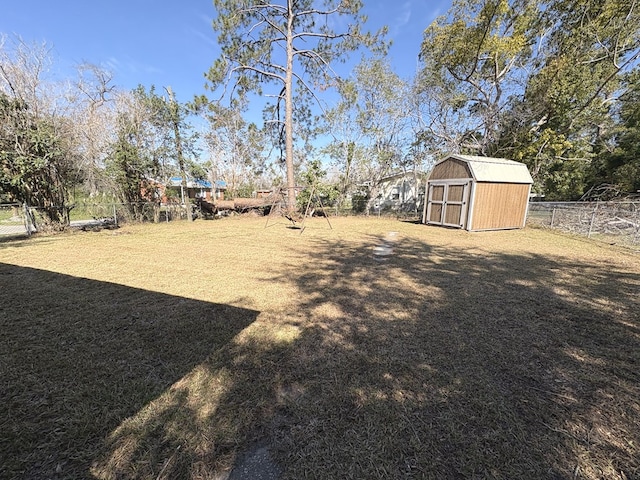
[0,37,267,224]
[1,0,639,226]
[418,0,640,200]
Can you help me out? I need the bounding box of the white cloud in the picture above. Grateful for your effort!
[103,57,121,72]
[190,28,219,49]
[395,1,413,30]
[102,56,162,77]
[198,12,214,27]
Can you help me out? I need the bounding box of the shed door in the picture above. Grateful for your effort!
[426,182,470,228]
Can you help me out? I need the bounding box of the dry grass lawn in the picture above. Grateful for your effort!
[1,216,639,479]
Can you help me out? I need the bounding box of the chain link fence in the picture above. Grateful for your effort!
[527,201,640,247]
[0,203,34,237]
[5,200,639,248]
[0,201,198,237]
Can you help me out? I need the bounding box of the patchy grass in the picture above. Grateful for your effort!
[1,217,639,479]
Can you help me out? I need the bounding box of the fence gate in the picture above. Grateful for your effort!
[0,203,33,236]
[426,181,470,229]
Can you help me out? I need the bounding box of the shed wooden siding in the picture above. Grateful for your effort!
[429,203,443,223]
[470,183,530,230]
[424,154,533,231]
[444,184,466,225]
[429,158,471,180]
[444,203,463,225]
[431,185,444,201]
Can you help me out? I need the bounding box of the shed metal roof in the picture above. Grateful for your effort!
[443,154,533,184]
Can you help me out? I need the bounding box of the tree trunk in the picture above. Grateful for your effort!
[284,0,296,213]
[180,173,192,221]
[167,87,193,221]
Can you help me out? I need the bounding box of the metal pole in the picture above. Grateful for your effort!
[588,203,597,238]
[550,207,556,228]
[23,203,31,236]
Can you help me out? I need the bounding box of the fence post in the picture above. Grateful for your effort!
[23,203,32,236]
[550,208,556,227]
[587,203,598,238]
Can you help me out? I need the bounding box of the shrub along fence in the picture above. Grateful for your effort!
[527,201,640,246]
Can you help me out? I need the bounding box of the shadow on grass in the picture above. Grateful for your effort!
[253,234,640,479]
[0,234,52,249]
[3,230,639,479]
[0,263,258,479]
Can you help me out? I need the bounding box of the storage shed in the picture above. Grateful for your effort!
[422,154,533,231]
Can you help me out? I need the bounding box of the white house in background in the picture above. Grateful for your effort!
[372,171,427,212]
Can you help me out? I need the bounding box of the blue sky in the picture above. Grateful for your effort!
[1,1,451,104]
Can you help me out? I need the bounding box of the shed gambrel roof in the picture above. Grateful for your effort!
[441,154,533,184]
